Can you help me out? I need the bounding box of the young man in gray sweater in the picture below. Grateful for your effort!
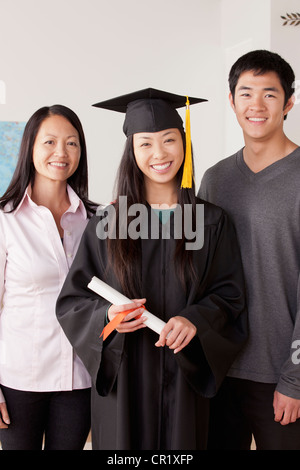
[199,50,300,450]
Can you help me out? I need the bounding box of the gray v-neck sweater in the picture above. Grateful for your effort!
[199,147,300,398]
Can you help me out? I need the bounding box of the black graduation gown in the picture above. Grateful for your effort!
[56,199,248,450]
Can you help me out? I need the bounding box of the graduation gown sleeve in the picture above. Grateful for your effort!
[175,205,248,397]
[56,214,124,393]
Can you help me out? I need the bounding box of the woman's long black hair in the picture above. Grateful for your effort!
[0,104,96,215]
[107,129,198,297]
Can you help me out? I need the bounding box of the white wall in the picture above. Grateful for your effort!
[220,0,271,158]
[0,0,223,202]
[270,0,300,145]
[220,0,300,159]
[0,0,299,202]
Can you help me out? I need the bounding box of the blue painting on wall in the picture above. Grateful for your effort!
[0,121,25,196]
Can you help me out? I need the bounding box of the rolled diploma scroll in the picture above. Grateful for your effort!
[87,276,166,336]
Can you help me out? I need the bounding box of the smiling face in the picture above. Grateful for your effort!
[133,128,184,198]
[229,70,294,143]
[32,114,81,186]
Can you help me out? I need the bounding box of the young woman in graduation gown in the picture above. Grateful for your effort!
[56,88,248,450]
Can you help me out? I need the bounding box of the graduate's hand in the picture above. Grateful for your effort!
[108,299,147,333]
[155,316,197,354]
[273,390,300,425]
[0,401,10,429]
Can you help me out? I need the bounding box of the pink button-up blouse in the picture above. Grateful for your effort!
[0,185,92,403]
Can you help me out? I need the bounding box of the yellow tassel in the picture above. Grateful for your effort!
[181,96,193,188]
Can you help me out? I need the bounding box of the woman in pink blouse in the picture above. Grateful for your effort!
[0,105,97,449]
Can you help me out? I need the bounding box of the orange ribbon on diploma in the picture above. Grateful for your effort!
[100,305,146,341]
[88,276,166,339]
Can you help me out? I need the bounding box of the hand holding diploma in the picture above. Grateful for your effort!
[107,299,148,334]
[88,277,196,351]
[87,277,167,339]
[155,316,197,354]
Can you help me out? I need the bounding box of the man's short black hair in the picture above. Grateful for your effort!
[229,50,295,107]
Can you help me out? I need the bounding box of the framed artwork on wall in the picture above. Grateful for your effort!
[0,121,25,196]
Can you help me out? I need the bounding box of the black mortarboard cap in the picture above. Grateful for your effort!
[92,87,207,137]
[92,88,207,188]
